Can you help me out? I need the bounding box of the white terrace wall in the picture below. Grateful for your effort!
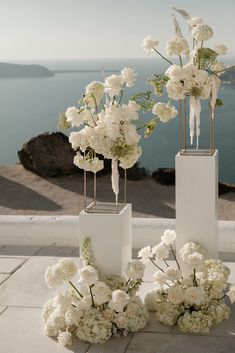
[0,215,235,252]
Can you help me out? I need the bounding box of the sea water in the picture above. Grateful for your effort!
[0,58,234,183]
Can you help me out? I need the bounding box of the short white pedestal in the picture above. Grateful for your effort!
[176,151,218,259]
[79,204,132,276]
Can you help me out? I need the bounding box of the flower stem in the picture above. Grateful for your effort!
[193,269,198,287]
[69,281,83,298]
[89,285,95,307]
[170,245,181,270]
[149,257,165,272]
[163,258,169,267]
[179,55,183,67]
[153,48,173,65]
[70,326,78,334]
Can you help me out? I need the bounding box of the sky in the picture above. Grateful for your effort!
[1,0,235,61]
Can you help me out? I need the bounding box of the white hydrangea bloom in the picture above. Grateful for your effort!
[57,258,77,281]
[188,17,203,29]
[78,265,99,286]
[214,43,228,55]
[138,245,152,264]
[65,107,91,127]
[121,67,137,87]
[84,81,104,107]
[141,35,159,54]
[191,23,213,41]
[125,260,145,280]
[152,102,177,123]
[74,153,104,173]
[166,37,189,57]
[45,264,64,288]
[161,229,176,246]
[57,331,72,346]
[152,242,169,260]
[211,61,225,72]
[104,74,122,97]
[178,311,212,333]
[165,266,181,282]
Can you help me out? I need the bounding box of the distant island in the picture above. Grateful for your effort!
[221,66,235,85]
[0,62,54,78]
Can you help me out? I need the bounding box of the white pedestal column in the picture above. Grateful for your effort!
[79,204,132,276]
[176,151,218,259]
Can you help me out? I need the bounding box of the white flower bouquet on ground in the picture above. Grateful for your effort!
[59,68,142,201]
[136,7,234,148]
[139,230,235,333]
[42,237,149,346]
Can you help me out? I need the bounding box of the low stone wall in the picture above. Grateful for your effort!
[0,215,235,252]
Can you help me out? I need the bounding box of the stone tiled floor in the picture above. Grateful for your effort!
[0,245,235,353]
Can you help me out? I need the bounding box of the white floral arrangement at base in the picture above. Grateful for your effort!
[42,237,149,346]
[139,230,235,334]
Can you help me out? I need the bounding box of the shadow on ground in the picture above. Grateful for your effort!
[0,176,62,211]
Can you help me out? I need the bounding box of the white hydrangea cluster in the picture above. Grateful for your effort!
[62,67,142,200]
[140,231,235,334]
[140,7,228,148]
[42,237,148,345]
[152,102,177,123]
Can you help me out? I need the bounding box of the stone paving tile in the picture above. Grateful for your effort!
[0,307,89,353]
[0,257,26,274]
[0,306,7,315]
[36,246,79,257]
[0,245,41,257]
[0,255,79,307]
[88,335,132,353]
[126,332,235,353]
[139,312,172,334]
[0,274,9,285]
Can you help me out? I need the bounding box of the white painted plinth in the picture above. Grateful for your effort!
[79,204,132,276]
[176,151,218,259]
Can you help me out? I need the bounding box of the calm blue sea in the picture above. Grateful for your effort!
[0,58,235,183]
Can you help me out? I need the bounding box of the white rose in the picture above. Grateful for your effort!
[152,242,169,260]
[92,281,111,305]
[77,295,92,310]
[165,64,185,81]
[125,260,145,280]
[153,270,166,287]
[115,313,128,328]
[78,265,98,286]
[141,35,159,54]
[161,229,176,246]
[108,290,128,312]
[168,285,184,305]
[121,67,137,87]
[191,24,213,41]
[105,74,122,97]
[138,245,152,264]
[57,331,72,346]
[214,43,228,55]
[185,286,205,306]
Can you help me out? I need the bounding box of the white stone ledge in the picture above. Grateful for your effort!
[0,215,235,252]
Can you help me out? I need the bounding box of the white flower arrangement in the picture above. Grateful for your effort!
[139,230,235,334]
[59,68,142,201]
[42,237,148,345]
[137,7,234,149]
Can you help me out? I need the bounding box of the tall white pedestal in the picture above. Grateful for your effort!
[79,204,132,276]
[176,151,218,259]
